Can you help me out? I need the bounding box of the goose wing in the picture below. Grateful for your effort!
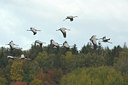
[60,29,66,38]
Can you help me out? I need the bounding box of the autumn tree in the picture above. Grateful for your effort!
[10,61,24,81]
[38,68,63,85]
[30,78,42,85]
[10,81,27,85]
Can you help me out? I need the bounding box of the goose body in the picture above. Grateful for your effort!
[50,39,59,48]
[63,16,78,21]
[63,41,70,49]
[100,36,112,44]
[7,56,15,59]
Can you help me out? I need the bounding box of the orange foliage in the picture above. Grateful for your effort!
[10,81,27,85]
[38,68,63,85]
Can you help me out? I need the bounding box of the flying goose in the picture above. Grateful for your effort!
[63,16,78,21]
[6,41,21,50]
[56,27,70,38]
[100,36,112,44]
[27,27,41,35]
[35,40,46,47]
[50,39,60,48]
[90,35,98,50]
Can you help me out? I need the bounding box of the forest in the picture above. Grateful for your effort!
[0,42,128,85]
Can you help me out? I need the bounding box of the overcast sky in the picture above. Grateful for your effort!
[0,0,128,50]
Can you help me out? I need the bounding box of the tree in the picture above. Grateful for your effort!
[123,42,127,49]
[83,53,105,67]
[26,45,43,60]
[28,61,40,81]
[80,43,94,54]
[0,77,7,85]
[10,61,24,81]
[30,78,42,85]
[62,51,74,71]
[34,52,53,72]
[38,68,63,85]
[10,81,27,85]
[60,66,124,85]
[71,44,78,54]
[114,49,128,73]
[0,47,9,68]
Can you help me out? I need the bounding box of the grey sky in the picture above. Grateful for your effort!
[0,0,128,50]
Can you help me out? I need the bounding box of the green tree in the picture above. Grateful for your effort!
[62,51,75,71]
[80,43,98,54]
[0,47,9,68]
[114,49,128,73]
[60,66,124,85]
[84,53,105,67]
[26,45,43,60]
[34,52,53,72]
[71,44,78,54]
[28,61,40,81]
[0,77,7,85]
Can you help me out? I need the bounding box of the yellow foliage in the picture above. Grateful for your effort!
[10,61,24,81]
[30,78,42,85]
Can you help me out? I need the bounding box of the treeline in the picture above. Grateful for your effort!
[0,43,128,85]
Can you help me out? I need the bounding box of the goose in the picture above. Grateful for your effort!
[35,40,46,47]
[7,41,21,50]
[63,16,78,21]
[90,35,98,50]
[7,56,15,59]
[63,41,70,49]
[50,39,59,48]
[19,54,31,60]
[19,54,26,59]
[27,27,41,35]
[100,36,112,44]
[56,27,70,38]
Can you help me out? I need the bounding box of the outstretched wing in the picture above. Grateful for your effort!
[62,31,66,38]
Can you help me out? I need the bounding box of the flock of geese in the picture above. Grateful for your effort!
[90,35,112,50]
[6,16,112,59]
